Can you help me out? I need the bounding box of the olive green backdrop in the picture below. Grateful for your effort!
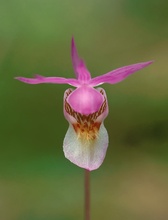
[0,0,168,220]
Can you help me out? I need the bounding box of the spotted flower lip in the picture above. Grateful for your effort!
[15,38,153,171]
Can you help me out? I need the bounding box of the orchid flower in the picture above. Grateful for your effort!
[15,38,153,171]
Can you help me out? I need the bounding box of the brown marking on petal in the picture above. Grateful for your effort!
[72,124,77,133]
[94,122,101,130]
[65,88,107,141]
[72,121,101,141]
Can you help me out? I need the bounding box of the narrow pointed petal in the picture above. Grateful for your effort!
[67,86,104,115]
[90,61,153,86]
[15,75,80,87]
[71,37,91,83]
[63,123,108,171]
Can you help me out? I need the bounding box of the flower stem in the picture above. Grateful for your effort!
[84,169,90,220]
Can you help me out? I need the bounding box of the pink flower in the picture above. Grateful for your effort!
[15,38,153,171]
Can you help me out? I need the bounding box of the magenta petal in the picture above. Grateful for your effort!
[90,61,153,86]
[15,75,80,87]
[67,86,104,115]
[71,37,91,83]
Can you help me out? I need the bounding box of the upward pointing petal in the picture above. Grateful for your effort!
[90,61,153,86]
[71,37,91,83]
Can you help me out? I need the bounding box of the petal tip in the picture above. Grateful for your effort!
[71,36,76,54]
[71,36,75,46]
[143,60,154,66]
[14,77,26,82]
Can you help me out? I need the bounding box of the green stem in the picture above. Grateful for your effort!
[84,169,90,220]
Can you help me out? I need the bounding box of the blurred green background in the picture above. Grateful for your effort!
[0,0,168,219]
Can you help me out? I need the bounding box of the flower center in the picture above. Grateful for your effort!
[64,88,107,141]
[66,86,104,115]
